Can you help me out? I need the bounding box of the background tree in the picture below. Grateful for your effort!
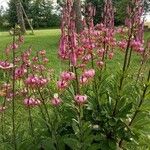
[73,0,83,33]
[57,0,83,33]
[85,0,150,25]
[30,0,60,28]
[0,6,5,28]
[85,0,104,25]
[15,0,26,33]
[7,0,18,28]
[144,0,150,13]
[114,0,129,25]
[6,0,60,29]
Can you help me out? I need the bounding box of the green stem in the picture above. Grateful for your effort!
[53,108,59,150]
[91,54,100,108]
[113,27,134,116]
[32,89,51,134]
[26,67,34,138]
[119,70,150,148]
[74,67,80,94]
[126,47,133,69]
[12,27,17,150]
[39,105,51,135]
[129,70,150,126]
[1,71,9,142]
[1,113,4,142]
[136,46,147,83]
[104,45,109,69]
[28,107,34,138]
[78,106,83,150]
[38,89,52,128]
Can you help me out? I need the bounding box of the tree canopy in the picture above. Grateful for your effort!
[0,0,150,29]
[85,0,150,25]
[5,0,60,29]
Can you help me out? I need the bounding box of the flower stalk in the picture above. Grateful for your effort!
[12,26,17,150]
[119,69,150,148]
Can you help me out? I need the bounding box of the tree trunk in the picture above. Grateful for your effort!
[20,3,34,34]
[73,0,83,33]
[15,0,26,34]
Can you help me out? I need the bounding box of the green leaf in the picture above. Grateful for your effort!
[57,136,66,150]
[108,118,117,127]
[72,119,79,134]
[117,103,133,118]
[87,144,101,150]
[42,138,56,150]
[63,137,79,150]
[108,140,117,150]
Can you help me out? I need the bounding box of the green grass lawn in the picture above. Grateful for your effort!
[0,29,149,73]
[0,29,64,72]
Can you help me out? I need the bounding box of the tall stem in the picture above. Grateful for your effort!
[74,67,80,94]
[130,70,150,125]
[1,72,9,142]
[53,108,59,149]
[28,107,34,138]
[26,67,35,138]
[78,105,83,150]
[39,105,51,135]
[1,113,4,142]
[32,89,51,134]
[119,69,150,148]
[12,28,17,150]
[38,89,52,128]
[113,27,133,116]
[126,47,133,69]
[136,46,147,83]
[91,54,100,108]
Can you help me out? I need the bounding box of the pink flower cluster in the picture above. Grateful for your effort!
[25,75,48,88]
[51,97,62,107]
[11,43,18,50]
[22,50,31,66]
[32,64,46,72]
[39,50,46,56]
[24,98,41,107]
[131,40,144,53]
[0,106,6,112]
[18,36,24,43]
[97,61,105,68]
[6,92,14,102]
[61,71,75,81]
[103,0,114,29]
[15,67,27,80]
[32,50,49,65]
[80,69,95,84]
[5,36,24,56]
[57,71,75,90]
[2,83,11,90]
[0,61,13,70]
[74,95,87,105]
[116,0,144,55]
[118,40,127,50]
[58,0,117,80]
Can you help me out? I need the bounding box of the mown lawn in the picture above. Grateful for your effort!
[0,29,63,72]
[0,29,150,73]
